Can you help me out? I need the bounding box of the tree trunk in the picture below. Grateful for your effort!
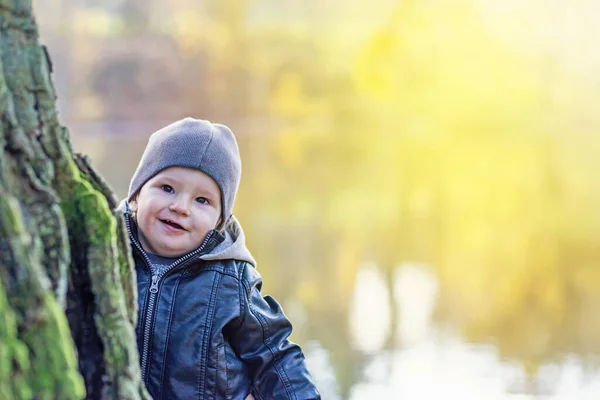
[0,1,146,399]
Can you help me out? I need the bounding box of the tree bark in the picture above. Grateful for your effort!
[0,1,146,398]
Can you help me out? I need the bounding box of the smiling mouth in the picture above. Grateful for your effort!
[161,219,185,230]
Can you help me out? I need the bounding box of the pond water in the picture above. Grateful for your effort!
[305,263,600,400]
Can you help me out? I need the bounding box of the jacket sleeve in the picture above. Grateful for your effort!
[227,262,321,400]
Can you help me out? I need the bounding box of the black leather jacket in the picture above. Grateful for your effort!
[124,211,320,400]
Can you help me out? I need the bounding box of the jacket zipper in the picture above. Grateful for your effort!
[125,214,216,383]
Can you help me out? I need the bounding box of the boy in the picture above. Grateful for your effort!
[119,118,320,399]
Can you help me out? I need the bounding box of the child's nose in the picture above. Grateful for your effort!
[169,197,191,216]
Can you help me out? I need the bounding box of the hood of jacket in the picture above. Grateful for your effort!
[117,199,256,267]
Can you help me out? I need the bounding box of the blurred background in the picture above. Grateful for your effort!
[34,0,600,398]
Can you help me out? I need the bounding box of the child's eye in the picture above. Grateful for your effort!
[195,197,209,205]
[161,185,174,193]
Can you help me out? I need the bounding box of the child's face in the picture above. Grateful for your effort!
[130,166,222,258]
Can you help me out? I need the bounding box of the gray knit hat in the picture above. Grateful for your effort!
[128,118,241,226]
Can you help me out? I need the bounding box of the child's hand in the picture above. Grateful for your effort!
[244,394,255,400]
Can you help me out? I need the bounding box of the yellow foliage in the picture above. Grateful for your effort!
[270,72,311,117]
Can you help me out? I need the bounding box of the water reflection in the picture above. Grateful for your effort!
[313,263,600,399]
[304,341,342,400]
[349,263,392,354]
[394,263,438,347]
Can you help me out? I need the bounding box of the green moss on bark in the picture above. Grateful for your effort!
[59,166,146,399]
[114,211,138,327]
[0,276,31,400]
[0,195,85,400]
